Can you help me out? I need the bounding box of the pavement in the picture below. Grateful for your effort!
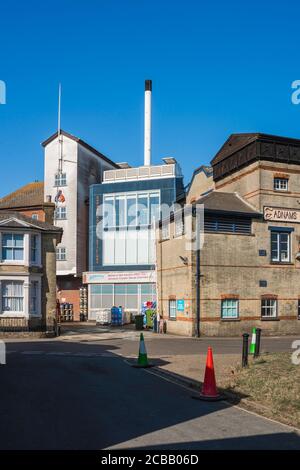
[1,328,300,450]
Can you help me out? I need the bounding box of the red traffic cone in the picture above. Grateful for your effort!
[193,347,223,401]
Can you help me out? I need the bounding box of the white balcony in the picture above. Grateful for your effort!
[103,163,181,183]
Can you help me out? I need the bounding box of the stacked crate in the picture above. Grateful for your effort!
[79,287,88,321]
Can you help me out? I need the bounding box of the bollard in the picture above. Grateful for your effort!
[242,333,249,367]
[254,328,262,358]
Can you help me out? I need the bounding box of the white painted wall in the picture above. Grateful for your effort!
[44,134,116,277]
[44,135,78,276]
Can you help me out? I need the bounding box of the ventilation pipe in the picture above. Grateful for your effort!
[144,79,152,166]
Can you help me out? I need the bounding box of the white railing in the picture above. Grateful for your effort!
[103,164,178,183]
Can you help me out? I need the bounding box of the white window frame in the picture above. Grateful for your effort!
[0,232,32,266]
[161,223,170,241]
[30,233,42,266]
[54,172,67,187]
[174,211,184,237]
[88,282,157,319]
[0,276,29,317]
[55,206,67,220]
[271,231,291,263]
[29,277,42,316]
[1,232,25,263]
[169,299,177,319]
[221,299,239,319]
[274,178,288,191]
[56,246,67,261]
[261,298,278,318]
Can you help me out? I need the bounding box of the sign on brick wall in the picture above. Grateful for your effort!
[264,206,300,223]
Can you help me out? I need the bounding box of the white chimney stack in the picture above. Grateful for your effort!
[144,79,152,166]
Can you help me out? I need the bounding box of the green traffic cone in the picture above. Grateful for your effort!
[137,332,149,366]
[250,327,256,354]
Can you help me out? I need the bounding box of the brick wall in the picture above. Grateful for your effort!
[57,276,82,321]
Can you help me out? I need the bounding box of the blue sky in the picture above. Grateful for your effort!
[1,0,300,197]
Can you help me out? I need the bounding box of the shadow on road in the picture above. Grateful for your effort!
[127,432,300,450]
[0,339,298,450]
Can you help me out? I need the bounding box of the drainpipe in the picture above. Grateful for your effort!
[195,246,200,338]
[194,207,201,338]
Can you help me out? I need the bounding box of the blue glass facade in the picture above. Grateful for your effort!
[89,176,184,272]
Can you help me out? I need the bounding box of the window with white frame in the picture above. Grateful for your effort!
[274,178,288,191]
[30,234,38,263]
[169,299,176,319]
[1,233,24,261]
[31,214,39,221]
[55,206,67,220]
[261,298,277,318]
[161,223,170,240]
[30,281,39,314]
[1,281,24,313]
[221,299,239,319]
[56,247,66,261]
[271,230,291,263]
[174,211,184,237]
[54,172,67,187]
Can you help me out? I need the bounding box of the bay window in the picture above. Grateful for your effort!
[30,234,38,263]
[2,234,24,261]
[2,281,24,313]
[30,281,39,314]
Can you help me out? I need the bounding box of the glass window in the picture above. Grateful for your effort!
[54,172,67,187]
[169,299,176,319]
[56,247,66,261]
[261,298,277,318]
[271,231,290,263]
[161,223,170,240]
[30,281,39,314]
[137,194,149,226]
[30,235,38,263]
[103,197,115,227]
[149,193,160,224]
[31,214,39,221]
[115,196,126,227]
[90,284,113,309]
[127,196,137,227]
[221,299,239,319]
[55,206,67,220]
[2,281,24,312]
[274,178,288,191]
[174,212,184,237]
[2,234,24,261]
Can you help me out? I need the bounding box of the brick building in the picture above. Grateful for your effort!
[157,133,300,336]
[0,181,55,223]
[0,211,62,331]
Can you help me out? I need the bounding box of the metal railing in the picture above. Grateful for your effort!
[103,164,178,183]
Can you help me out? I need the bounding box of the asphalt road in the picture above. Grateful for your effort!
[0,337,300,450]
